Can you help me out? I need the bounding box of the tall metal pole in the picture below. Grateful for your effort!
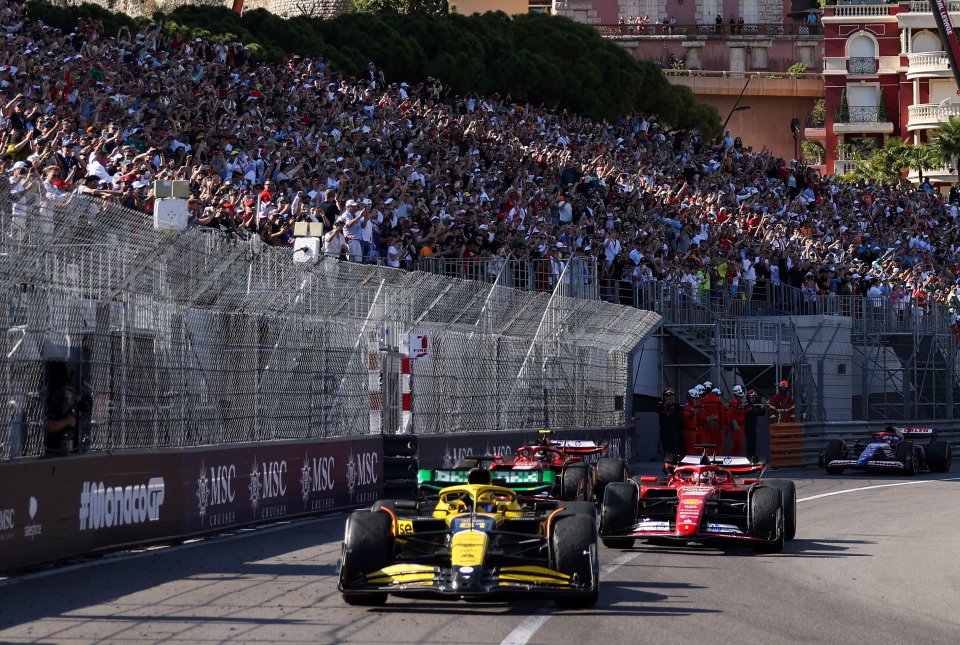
[718,75,752,142]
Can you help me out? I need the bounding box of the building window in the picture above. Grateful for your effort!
[750,47,767,69]
[798,45,815,68]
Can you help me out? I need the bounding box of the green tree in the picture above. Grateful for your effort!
[905,143,943,184]
[932,116,960,184]
[877,87,887,122]
[851,138,909,185]
[352,0,448,14]
[839,89,849,122]
[808,98,825,127]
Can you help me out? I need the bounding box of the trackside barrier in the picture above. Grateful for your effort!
[768,422,806,469]
[0,435,383,574]
[0,426,630,573]
[799,421,960,469]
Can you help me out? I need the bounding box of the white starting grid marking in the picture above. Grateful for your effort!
[499,476,960,645]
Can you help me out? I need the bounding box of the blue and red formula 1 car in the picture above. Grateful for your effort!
[819,426,952,475]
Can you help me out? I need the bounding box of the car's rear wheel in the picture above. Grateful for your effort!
[340,510,392,606]
[551,514,599,608]
[749,486,784,553]
[599,482,636,549]
[822,439,845,475]
[562,464,591,501]
[559,500,597,518]
[595,457,629,500]
[927,441,952,473]
[896,443,916,476]
[763,479,796,541]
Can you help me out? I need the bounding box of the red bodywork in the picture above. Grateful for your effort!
[494,441,606,472]
[600,453,784,548]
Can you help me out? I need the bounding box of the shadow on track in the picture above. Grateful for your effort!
[366,582,716,617]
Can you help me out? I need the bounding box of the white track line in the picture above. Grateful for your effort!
[0,513,347,589]
[499,476,960,645]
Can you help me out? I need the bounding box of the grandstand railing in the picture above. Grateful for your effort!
[595,23,819,37]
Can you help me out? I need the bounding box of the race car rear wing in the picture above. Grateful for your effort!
[666,453,766,475]
[549,439,608,455]
[897,427,935,437]
[417,468,556,494]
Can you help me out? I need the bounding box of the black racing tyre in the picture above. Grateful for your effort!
[559,501,598,518]
[822,439,845,475]
[599,482,637,549]
[595,457,629,500]
[551,514,599,609]
[764,479,796,541]
[340,510,392,606]
[927,441,952,473]
[562,464,591,501]
[749,486,784,553]
[896,443,916,476]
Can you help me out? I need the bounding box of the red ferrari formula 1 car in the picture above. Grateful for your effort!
[419,431,629,504]
[599,452,796,553]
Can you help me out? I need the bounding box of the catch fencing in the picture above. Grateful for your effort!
[0,191,660,459]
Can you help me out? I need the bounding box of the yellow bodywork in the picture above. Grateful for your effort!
[430,484,527,524]
[450,530,488,567]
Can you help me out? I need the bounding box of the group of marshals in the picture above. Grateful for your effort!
[656,381,795,458]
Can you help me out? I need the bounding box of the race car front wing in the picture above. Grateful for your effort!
[340,563,594,597]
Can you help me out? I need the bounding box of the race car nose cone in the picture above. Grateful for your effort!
[452,568,482,591]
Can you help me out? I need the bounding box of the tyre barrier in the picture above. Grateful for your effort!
[769,422,806,468]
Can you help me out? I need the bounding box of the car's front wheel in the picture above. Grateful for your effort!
[340,510,392,606]
[552,514,599,608]
[749,486,784,553]
[599,482,637,549]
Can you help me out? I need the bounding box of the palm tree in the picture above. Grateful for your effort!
[931,115,960,184]
[851,138,909,185]
[905,143,943,184]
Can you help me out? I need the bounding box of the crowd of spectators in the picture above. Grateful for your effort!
[2,0,960,318]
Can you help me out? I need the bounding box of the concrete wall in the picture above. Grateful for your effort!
[453,0,528,15]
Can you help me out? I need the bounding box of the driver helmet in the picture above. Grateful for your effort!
[700,470,714,485]
[878,432,902,446]
[732,384,744,397]
[477,493,497,513]
[534,448,551,462]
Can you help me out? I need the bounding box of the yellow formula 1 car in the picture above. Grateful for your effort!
[338,468,599,608]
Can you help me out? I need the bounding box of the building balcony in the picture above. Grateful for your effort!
[834,159,860,175]
[834,106,895,134]
[804,126,826,142]
[594,23,819,38]
[848,56,879,75]
[906,103,960,130]
[826,4,897,19]
[906,51,953,79]
[907,0,960,12]
[907,165,957,184]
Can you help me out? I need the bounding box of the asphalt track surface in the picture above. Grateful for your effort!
[2,467,959,645]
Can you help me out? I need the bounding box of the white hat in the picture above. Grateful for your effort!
[732,384,744,396]
[688,389,698,398]
[712,388,721,395]
[703,381,713,389]
[12,161,27,170]
[345,199,358,207]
